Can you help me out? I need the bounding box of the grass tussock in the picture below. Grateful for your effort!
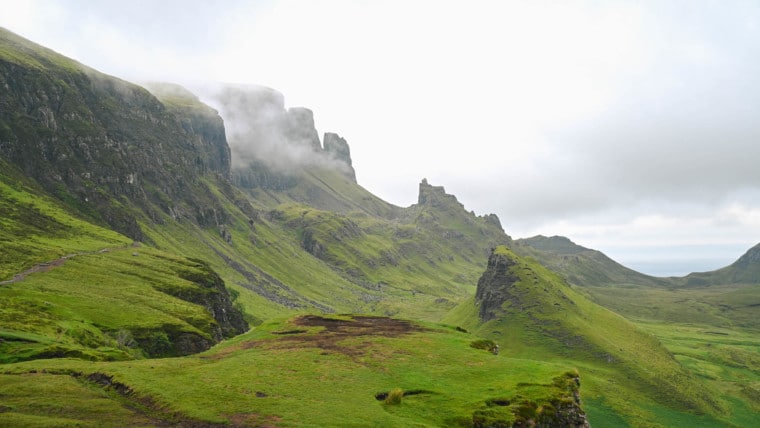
[384,388,404,405]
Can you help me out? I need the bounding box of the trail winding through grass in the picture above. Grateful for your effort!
[0,247,122,285]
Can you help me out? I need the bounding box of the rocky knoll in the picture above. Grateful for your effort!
[418,178,463,208]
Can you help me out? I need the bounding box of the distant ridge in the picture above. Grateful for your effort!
[682,242,760,286]
[513,235,668,287]
[515,235,760,289]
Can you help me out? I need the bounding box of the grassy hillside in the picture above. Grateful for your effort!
[0,314,586,427]
[0,158,131,281]
[572,279,760,427]
[0,245,247,363]
[138,173,507,323]
[444,246,735,427]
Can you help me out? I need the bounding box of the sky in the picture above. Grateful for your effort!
[2,0,760,276]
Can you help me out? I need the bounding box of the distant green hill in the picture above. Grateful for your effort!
[513,235,669,287]
[681,242,760,286]
[514,234,760,328]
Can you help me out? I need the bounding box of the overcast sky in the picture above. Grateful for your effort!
[3,0,760,275]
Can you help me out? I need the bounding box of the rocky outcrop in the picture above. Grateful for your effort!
[482,213,502,230]
[418,178,464,208]
[323,132,357,182]
[472,372,590,427]
[475,247,520,321]
[139,258,248,357]
[212,84,357,180]
[286,107,322,152]
[175,259,249,341]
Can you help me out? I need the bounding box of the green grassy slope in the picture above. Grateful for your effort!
[578,283,760,330]
[444,246,731,427]
[138,174,507,323]
[1,314,586,427]
[0,245,247,363]
[0,158,131,281]
[239,165,402,219]
[518,237,760,426]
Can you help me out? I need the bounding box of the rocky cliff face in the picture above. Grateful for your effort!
[418,178,464,208]
[415,179,507,242]
[474,247,520,321]
[323,132,357,182]
[286,107,322,152]
[0,29,233,239]
[144,83,231,177]
[211,84,358,185]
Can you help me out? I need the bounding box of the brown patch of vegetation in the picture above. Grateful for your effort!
[295,315,421,335]
[206,315,426,361]
[266,315,427,358]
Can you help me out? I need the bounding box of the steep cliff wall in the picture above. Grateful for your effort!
[0,29,232,239]
[211,84,358,187]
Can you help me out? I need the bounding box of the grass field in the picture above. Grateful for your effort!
[0,315,584,427]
